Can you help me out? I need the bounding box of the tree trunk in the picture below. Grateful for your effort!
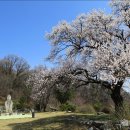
[111,81,124,119]
[40,99,47,112]
[43,104,47,112]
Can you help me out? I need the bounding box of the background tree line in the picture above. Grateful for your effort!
[0,54,130,119]
[0,54,116,114]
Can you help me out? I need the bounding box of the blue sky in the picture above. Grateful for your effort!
[0,1,111,68]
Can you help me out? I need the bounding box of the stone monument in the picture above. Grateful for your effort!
[5,94,13,114]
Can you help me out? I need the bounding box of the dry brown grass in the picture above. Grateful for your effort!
[0,112,112,130]
[0,112,67,130]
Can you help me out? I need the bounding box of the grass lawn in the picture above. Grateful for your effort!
[0,112,113,130]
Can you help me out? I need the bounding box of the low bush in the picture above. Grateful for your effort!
[93,102,102,112]
[101,107,112,114]
[13,96,31,111]
[76,104,96,114]
[122,102,130,120]
[60,103,76,112]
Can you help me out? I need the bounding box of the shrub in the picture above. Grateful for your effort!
[13,100,21,110]
[101,107,112,114]
[60,103,76,112]
[76,104,96,114]
[13,96,29,111]
[93,102,102,112]
[55,88,75,104]
[121,102,130,120]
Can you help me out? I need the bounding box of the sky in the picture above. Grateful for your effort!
[0,1,111,68]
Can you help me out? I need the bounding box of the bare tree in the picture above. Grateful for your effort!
[0,55,30,98]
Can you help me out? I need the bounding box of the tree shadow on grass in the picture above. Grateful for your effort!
[8,114,112,130]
